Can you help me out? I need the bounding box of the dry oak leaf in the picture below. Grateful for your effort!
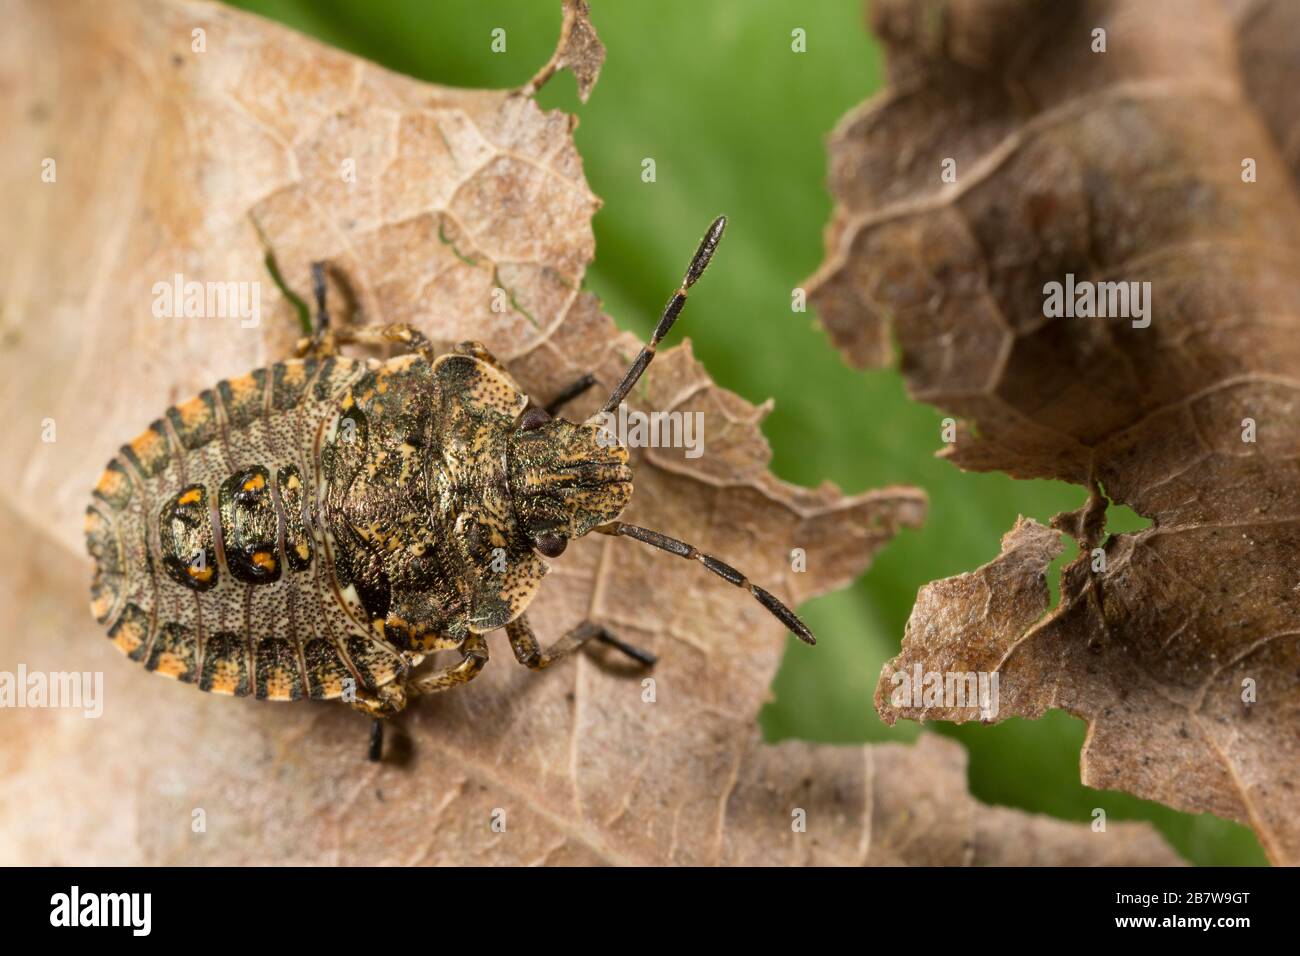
[808,0,1300,864]
[0,0,1177,866]
[1226,0,1300,185]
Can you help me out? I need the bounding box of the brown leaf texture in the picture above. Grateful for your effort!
[1227,0,1300,185]
[809,0,1300,863]
[0,0,1178,866]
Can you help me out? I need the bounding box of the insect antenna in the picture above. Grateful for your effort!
[599,216,727,415]
[310,260,331,331]
[593,521,815,645]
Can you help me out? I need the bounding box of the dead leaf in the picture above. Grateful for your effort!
[808,0,1300,863]
[0,0,1177,866]
[1227,0,1300,184]
[522,0,604,103]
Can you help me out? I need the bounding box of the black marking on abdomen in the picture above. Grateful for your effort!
[199,631,251,696]
[107,602,152,662]
[218,466,281,584]
[119,420,173,480]
[344,635,404,692]
[85,505,125,623]
[159,484,218,591]
[153,460,317,593]
[166,389,221,451]
[271,359,319,411]
[254,638,305,700]
[277,464,313,572]
[303,637,355,699]
[92,460,134,512]
[145,622,198,683]
[217,369,269,430]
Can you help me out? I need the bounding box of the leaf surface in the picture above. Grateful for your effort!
[808,0,1299,863]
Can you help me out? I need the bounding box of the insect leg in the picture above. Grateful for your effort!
[312,261,331,332]
[544,372,598,415]
[333,323,437,363]
[405,632,490,696]
[506,614,657,670]
[349,682,409,717]
[348,682,409,763]
[295,261,342,358]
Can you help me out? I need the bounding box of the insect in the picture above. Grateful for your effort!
[85,217,814,760]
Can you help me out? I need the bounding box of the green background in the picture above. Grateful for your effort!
[225,0,1266,866]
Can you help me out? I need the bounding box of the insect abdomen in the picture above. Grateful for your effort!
[86,357,407,702]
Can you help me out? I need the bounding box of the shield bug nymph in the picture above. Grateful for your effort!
[85,216,815,760]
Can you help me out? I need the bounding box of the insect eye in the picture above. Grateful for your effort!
[533,533,567,558]
[519,406,551,431]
